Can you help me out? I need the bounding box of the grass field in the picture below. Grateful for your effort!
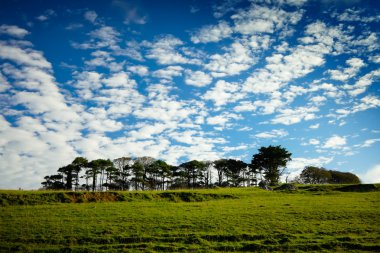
[1,185,379,252]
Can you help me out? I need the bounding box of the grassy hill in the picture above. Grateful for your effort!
[1,185,379,252]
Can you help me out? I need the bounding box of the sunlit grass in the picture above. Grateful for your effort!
[1,186,379,252]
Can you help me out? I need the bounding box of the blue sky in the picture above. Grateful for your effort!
[0,0,379,189]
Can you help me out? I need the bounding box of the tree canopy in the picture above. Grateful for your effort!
[251,145,292,186]
[41,145,362,191]
[299,166,361,184]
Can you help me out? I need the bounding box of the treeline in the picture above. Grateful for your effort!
[41,145,360,191]
[296,166,360,184]
[42,157,258,191]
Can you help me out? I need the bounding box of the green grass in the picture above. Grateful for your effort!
[1,186,379,252]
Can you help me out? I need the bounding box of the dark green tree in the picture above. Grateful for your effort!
[224,159,248,187]
[113,157,133,190]
[328,170,360,184]
[57,164,75,190]
[202,161,213,188]
[87,159,114,191]
[41,174,64,190]
[170,165,187,189]
[300,166,331,184]
[213,159,228,186]
[132,157,156,190]
[147,160,172,190]
[179,160,207,189]
[251,145,292,186]
[71,157,88,190]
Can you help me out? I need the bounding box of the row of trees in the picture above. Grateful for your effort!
[42,146,292,191]
[41,145,360,191]
[297,166,360,184]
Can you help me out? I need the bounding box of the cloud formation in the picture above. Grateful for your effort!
[0,0,380,189]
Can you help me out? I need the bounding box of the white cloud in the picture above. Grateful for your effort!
[255,129,288,139]
[168,130,198,145]
[334,8,380,23]
[207,113,241,128]
[0,72,10,92]
[237,126,252,132]
[309,139,320,145]
[205,41,255,77]
[248,35,272,50]
[370,55,380,64]
[343,68,380,96]
[112,0,147,25]
[231,4,303,35]
[0,25,29,38]
[153,66,183,81]
[0,41,52,69]
[323,135,347,149]
[353,32,378,52]
[36,9,56,22]
[234,101,257,112]
[207,115,229,126]
[309,123,320,129]
[359,164,380,183]
[145,35,198,65]
[85,50,125,72]
[350,95,380,114]
[309,95,327,104]
[203,80,243,106]
[234,94,286,115]
[190,21,233,44]
[328,57,366,81]
[84,10,98,24]
[82,107,123,133]
[102,71,136,88]
[355,139,380,148]
[0,39,85,189]
[133,84,201,124]
[271,106,319,125]
[243,46,325,94]
[184,70,212,87]
[213,0,242,18]
[221,144,249,152]
[72,26,121,50]
[128,65,149,76]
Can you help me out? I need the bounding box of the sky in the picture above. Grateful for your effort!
[0,0,379,189]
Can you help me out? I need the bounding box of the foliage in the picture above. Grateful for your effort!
[41,146,362,192]
[300,166,332,184]
[251,145,292,186]
[300,167,361,184]
[329,170,361,184]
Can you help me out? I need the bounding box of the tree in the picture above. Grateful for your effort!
[144,160,172,190]
[300,166,331,184]
[133,157,156,190]
[179,160,207,189]
[71,157,88,190]
[202,161,213,188]
[213,159,228,187]
[299,167,360,184]
[251,145,292,186]
[113,157,133,190]
[58,164,75,190]
[41,174,64,190]
[87,159,114,191]
[224,159,248,187]
[328,170,360,184]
